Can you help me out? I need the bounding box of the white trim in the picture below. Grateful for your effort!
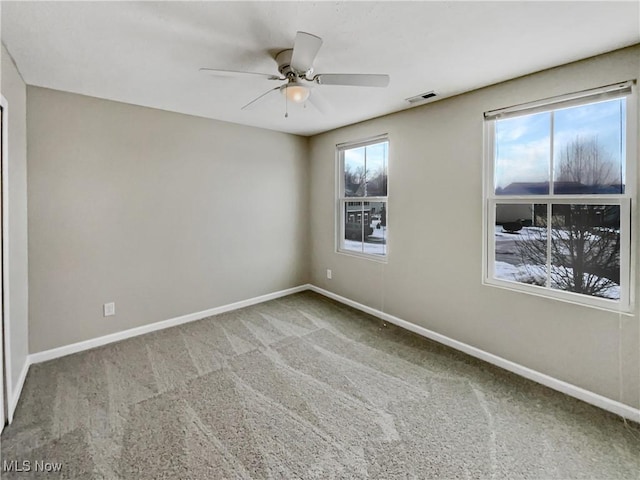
[335,248,388,264]
[308,285,640,423]
[8,359,28,423]
[0,97,5,431]
[29,285,310,364]
[626,83,638,309]
[483,277,635,316]
[0,94,11,426]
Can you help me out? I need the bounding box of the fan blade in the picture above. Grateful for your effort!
[241,87,281,110]
[200,68,282,81]
[290,31,323,73]
[314,74,390,87]
[307,89,330,114]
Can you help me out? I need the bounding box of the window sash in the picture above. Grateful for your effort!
[487,197,631,311]
[338,198,388,258]
[486,100,629,199]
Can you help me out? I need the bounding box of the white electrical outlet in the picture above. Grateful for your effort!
[327,269,332,279]
[103,302,115,317]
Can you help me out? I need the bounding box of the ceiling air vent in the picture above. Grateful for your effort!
[406,91,437,104]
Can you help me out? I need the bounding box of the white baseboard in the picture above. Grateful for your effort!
[8,359,30,423]
[29,284,311,365]
[308,285,640,423]
[22,282,639,424]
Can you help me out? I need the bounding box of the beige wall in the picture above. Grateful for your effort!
[1,44,29,398]
[309,45,640,408]
[27,87,309,352]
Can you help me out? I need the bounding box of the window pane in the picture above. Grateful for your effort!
[494,204,547,285]
[343,141,388,197]
[495,112,551,195]
[553,99,625,194]
[364,142,388,197]
[344,146,365,197]
[343,201,365,253]
[550,204,620,299]
[364,201,387,256]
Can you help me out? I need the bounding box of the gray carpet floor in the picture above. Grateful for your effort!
[1,291,638,479]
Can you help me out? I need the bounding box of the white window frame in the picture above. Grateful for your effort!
[483,81,637,313]
[336,134,389,261]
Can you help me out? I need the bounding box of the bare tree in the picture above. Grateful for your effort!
[549,206,619,296]
[366,167,388,197]
[344,165,367,195]
[515,209,619,297]
[556,136,617,187]
[345,165,387,197]
[514,136,620,299]
[512,226,547,287]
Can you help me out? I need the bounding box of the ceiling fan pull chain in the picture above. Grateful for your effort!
[285,92,289,118]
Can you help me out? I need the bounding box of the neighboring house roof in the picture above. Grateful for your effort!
[496,182,624,195]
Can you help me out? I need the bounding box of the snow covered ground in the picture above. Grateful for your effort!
[495,261,620,299]
[494,224,620,300]
[494,261,543,283]
[343,223,386,256]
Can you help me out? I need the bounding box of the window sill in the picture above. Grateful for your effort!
[483,277,634,316]
[336,248,388,264]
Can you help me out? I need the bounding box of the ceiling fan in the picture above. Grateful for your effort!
[200,31,390,114]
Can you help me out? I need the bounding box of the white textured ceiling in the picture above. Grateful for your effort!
[2,1,639,136]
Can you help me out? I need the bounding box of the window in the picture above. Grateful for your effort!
[484,82,635,311]
[337,136,388,258]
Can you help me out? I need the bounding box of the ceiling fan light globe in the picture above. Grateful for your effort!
[283,85,310,104]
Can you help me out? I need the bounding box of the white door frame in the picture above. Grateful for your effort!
[1,94,11,428]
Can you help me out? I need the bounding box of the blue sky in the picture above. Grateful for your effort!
[495,98,625,190]
[344,141,388,191]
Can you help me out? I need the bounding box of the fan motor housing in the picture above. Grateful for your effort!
[275,49,312,77]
